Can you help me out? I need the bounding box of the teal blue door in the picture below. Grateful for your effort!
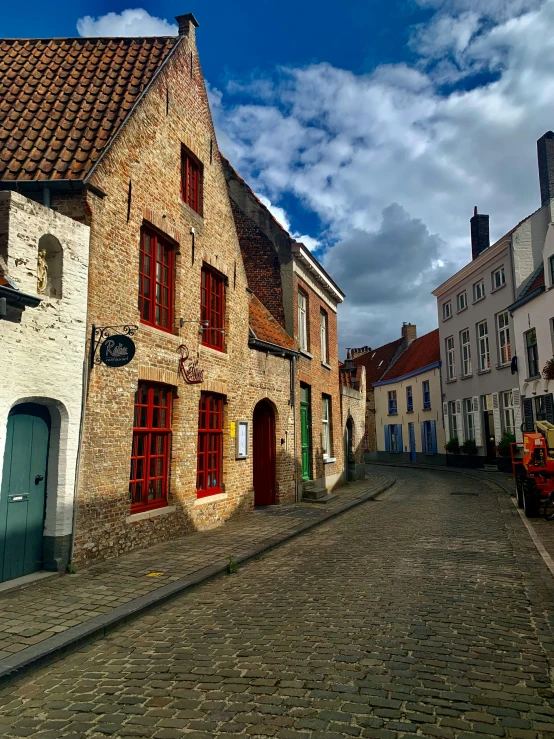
[0,404,50,583]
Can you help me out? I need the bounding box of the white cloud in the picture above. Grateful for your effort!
[77,9,177,37]
[257,195,320,252]
[213,0,554,353]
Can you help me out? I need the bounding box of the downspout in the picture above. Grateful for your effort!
[291,354,299,503]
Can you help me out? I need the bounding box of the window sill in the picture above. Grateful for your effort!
[445,377,457,384]
[460,373,473,380]
[442,314,452,322]
[525,376,541,383]
[456,306,468,314]
[199,344,228,359]
[321,361,332,370]
[323,457,336,464]
[472,296,485,305]
[388,412,398,416]
[180,200,205,225]
[299,349,313,360]
[141,322,178,339]
[423,405,432,411]
[477,368,492,375]
[491,283,506,294]
[495,362,511,370]
[126,505,176,523]
[194,492,227,505]
[406,409,414,414]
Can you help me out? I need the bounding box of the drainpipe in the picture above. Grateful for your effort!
[42,187,51,209]
[290,354,299,503]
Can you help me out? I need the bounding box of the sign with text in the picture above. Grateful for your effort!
[99,334,136,368]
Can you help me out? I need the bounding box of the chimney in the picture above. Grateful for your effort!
[402,322,416,345]
[470,206,490,260]
[344,349,355,370]
[175,12,199,36]
[537,131,554,207]
[351,346,371,358]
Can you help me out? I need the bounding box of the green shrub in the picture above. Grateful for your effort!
[497,431,516,457]
[461,438,477,456]
[445,437,460,454]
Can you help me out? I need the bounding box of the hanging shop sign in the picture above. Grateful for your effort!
[178,344,204,384]
[90,324,139,370]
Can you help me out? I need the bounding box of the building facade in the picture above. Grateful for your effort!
[0,191,90,580]
[373,329,445,464]
[222,160,346,498]
[339,356,366,481]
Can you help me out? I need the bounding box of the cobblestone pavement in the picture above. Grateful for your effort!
[2,466,554,738]
[0,469,392,662]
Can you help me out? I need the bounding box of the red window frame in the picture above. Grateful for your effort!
[129,383,172,513]
[138,229,174,333]
[196,393,223,498]
[201,266,225,351]
[181,149,202,214]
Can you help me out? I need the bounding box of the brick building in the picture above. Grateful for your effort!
[352,323,416,458]
[222,159,346,500]
[0,15,304,569]
[339,355,367,481]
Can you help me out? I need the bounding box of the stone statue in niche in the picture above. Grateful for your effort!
[37,249,48,294]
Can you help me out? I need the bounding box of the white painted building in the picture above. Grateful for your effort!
[0,191,90,583]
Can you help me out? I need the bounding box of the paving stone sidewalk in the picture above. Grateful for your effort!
[0,469,394,679]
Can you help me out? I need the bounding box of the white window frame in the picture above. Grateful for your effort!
[463,398,475,440]
[388,390,398,415]
[460,329,472,376]
[446,336,455,380]
[443,301,452,320]
[497,311,511,366]
[298,291,308,352]
[322,395,331,458]
[477,320,490,372]
[473,280,485,302]
[448,400,458,440]
[492,266,506,290]
[422,380,431,410]
[456,291,467,312]
[320,310,328,364]
[501,390,515,436]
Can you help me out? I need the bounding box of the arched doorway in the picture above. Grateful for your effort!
[253,400,276,506]
[0,404,50,582]
[345,417,354,482]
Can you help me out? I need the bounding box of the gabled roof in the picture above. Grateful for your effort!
[0,36,179,182]
[249,293,296,351]
[381,329,440,381]
[353,338,403,387]
[339,364,364,390]
[508,263,546,312]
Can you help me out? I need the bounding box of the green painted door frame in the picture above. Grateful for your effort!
[300,384,311,482]
[0,404,50,583]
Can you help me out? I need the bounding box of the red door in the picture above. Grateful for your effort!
[253,400,276,506]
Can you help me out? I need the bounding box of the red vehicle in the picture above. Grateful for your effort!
[511,421,554,517]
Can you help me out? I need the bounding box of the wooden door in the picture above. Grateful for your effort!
[0,404,50,583]
[300,384,311,482]
[253,400,276,506]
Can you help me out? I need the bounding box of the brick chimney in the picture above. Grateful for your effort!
[537,131,554,207]
[175,12,199,36]
[401,322,416,345]
[470,206,490,260]
[351,346,371,358]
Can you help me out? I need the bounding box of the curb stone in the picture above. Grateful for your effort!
[0,475,396,686]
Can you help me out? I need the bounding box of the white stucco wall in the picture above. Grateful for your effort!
[0,191,90,543]
[374,366,445,454]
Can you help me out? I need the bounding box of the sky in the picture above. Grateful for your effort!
[3,0,554,354]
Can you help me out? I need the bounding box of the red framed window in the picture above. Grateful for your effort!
[129,383,172,513]
[197,393,223,498]
[138,229,174,332]
[201,266,225,351]
[181,148,202,214]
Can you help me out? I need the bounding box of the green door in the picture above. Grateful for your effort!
[300,384,311,481]
[0,404,50,583]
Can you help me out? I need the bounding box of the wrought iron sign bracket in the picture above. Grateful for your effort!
[90,324,139,369]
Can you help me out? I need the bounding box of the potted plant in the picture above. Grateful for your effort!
[445,437,460,454]
[461,438,477,456]
[542,358,554,381]
[496,431,516,472]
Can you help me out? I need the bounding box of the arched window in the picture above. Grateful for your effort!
[37,235,63,298]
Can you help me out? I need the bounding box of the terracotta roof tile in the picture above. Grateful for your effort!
[381,329,440,381]
[249,293,296,351]
[0,36,179,182]
[340,365,364,390]
[353,338,403,387]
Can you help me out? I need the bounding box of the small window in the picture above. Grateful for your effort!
[139,229,175,332]
[406,386,413,413]
[477,320,490,371]
[181,146,203,214]
[473,280,485,302]
[526,328,540,378]
[197,393,224,497]
[322,395,332,458]
[463,398,474,441]
[502,391,515,436]
[443,301,452,320]
[388,390,398,415]
[456,291,467,312]
[497,311,511,366]
[446,336,456,380]
[298,291,308,352]
[422,380,431,410]
[201,266,225,351]
[448,400,458,440]
[37,234,63,298]
[461,328,472,376]
[320,310,328,364]
[492,266,506,290]
[129,383,172,513]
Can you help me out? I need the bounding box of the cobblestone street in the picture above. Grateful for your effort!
[2,466,554,738]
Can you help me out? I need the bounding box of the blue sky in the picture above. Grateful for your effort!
[3,0,553,352]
